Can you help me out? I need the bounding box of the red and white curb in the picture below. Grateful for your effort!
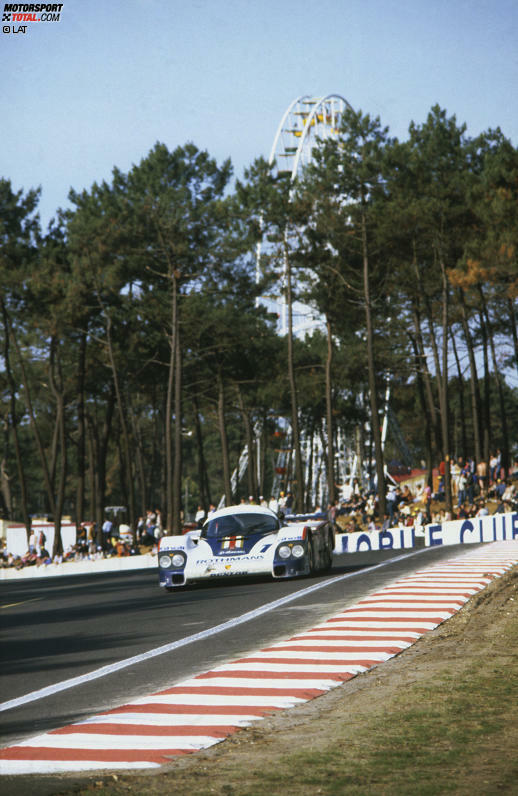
[1,541,517,775]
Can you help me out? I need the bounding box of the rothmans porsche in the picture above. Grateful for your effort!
[158,504,335,591]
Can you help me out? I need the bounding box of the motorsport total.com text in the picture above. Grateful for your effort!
[3,3,62,22]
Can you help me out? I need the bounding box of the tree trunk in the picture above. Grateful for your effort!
[479,286,509,476]
[165,272,178,530]
[127,403,147,517]
[5,307,56,518]
[48,414,59,501]
[87,430,97,528]
[89,385,115,544]
[409,332,434,486]
[305,422,315,510]
[49,336,66,558]
[285,237,304,513]
[450,328,467,461]
[1,300,30,530]
[361,210,385,518]
[259,422,267,500]
[193,394,211,511]
[438,259,452,514]
[236,384,257,501]
[421,299,445,463]
[105,315,136,530]
[412,294,441,457]
[478,308,491,467]
[173,311,183,530]
[217,370,232,506]
[325,316,336,505]
[75,330,87,526]
[458,288,482,464]
[508,297,518,377]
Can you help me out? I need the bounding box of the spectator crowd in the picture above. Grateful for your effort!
[2,451,517,571]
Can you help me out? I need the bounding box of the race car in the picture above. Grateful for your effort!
[157,504,335,591]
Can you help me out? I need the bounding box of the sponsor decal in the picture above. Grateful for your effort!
[221,536,244,551]
[197,555,265,565]
[3,2,63,35]
[160,544,186,552]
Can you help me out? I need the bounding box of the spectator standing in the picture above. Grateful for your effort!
[450,458,461,497]
[386,485,397,525]
[342,481,353,501]
[476,460,488,496]
[268,495,279,513]
[102,517,113,551]
[424,483,432,523]
[457,469,468,507]
[37,529,46,555]
[154,509,163,539]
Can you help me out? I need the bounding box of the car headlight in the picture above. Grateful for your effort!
[159,554,172,568]
[277,544,291,559]
[291,544,305,558]
[171,552,186,568]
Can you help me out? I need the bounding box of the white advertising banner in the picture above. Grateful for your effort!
[334,512,517,554]
[336,526,417,554]
[424,512,518,548]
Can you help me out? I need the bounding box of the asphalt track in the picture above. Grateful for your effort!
[0,544,481,746]
[1,541,517,788]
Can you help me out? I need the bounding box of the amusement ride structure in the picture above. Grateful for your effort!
[218,96,355,509]
[256,94,352,336]
[218,95,411,510]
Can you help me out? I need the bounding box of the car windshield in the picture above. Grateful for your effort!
[202,512,279,539]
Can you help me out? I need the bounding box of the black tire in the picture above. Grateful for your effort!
[306,537,315,575]
[325,530,334,570]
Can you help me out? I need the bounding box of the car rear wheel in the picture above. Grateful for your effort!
[306,537,315,575]
[322,531,334,571]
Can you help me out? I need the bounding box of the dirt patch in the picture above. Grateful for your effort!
[27,562,516,795]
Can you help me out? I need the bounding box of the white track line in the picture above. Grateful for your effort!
[0,546,432,713]
[1,542,517,777]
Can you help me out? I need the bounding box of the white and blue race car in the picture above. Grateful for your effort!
[158,504,335,591]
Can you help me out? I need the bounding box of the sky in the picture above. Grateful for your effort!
[2,0,518,230]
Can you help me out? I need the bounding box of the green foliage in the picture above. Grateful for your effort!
[1,110,517,525]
